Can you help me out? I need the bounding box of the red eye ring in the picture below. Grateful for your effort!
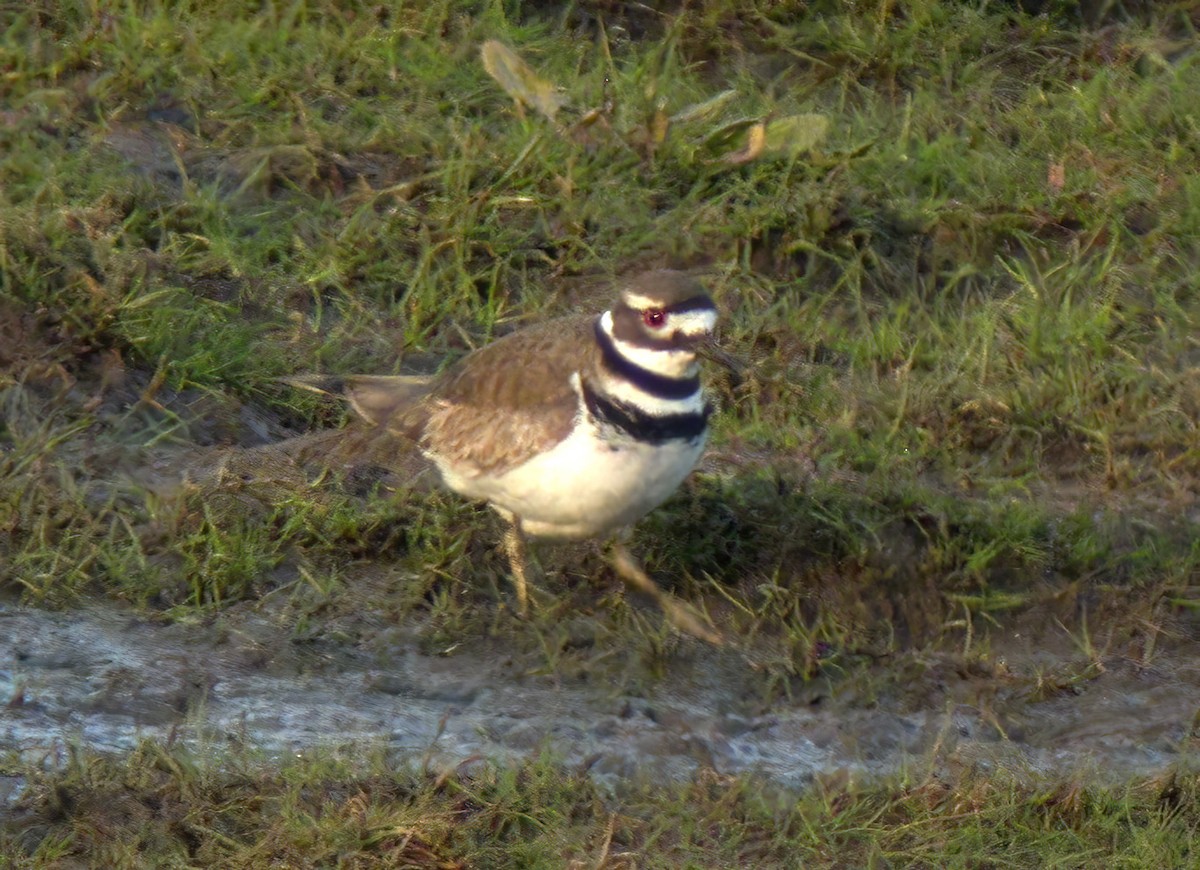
[642,308,667,328]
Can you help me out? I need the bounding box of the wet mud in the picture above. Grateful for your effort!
[4,591,1198,806]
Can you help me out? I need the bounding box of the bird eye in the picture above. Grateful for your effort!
[642,309,667,328]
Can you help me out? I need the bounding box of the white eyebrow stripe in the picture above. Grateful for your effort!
[668,309,717,336]
[621,292,665,309]
[620,291,715,313]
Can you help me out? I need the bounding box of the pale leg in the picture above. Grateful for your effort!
[609,532,724,646]
[502,522,531,615]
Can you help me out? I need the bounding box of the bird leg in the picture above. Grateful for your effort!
[501,521,531,616]
[609,535,724,646]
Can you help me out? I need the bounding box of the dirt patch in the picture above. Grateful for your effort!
[4,589,1198,806]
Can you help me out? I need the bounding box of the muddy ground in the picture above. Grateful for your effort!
[4,577,1199,807]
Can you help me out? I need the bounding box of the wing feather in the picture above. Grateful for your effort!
[414,315,595,476]
[285,314,597,478]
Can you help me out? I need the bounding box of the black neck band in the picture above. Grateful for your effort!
[594,318,700,401]
[581,380,710,445]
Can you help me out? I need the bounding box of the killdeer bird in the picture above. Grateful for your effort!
[287,270,722,643]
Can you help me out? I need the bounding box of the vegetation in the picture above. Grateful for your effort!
[2,0,1199,865]
[5,743,1199,868]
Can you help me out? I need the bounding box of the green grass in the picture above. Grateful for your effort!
[4,741,1199,868]
[3,0,1200,863]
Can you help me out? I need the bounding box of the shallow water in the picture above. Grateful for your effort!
[3,594,1198,805]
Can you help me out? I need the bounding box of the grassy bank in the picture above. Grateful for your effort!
[5,743,1199,868]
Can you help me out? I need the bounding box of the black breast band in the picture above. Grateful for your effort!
[581,380,710,444]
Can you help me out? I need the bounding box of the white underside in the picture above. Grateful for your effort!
[434,414,706,540]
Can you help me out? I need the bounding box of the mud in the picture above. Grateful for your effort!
[3,591,1198,806]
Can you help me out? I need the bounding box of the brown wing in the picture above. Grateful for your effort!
[405,314,597,476]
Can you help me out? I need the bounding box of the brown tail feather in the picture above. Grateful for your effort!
[281,374,433,429]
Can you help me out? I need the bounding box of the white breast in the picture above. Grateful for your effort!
[436,409,706,540]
